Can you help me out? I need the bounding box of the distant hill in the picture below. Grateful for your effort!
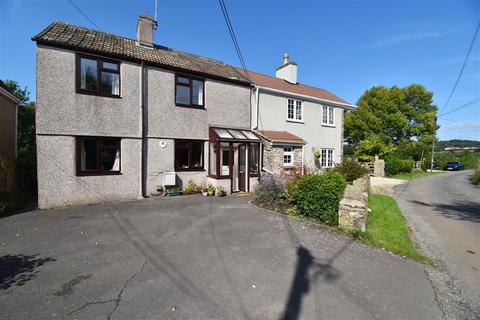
[436,140,480,151]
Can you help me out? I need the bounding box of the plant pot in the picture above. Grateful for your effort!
[202,191,208,196]
[167,191,182,197]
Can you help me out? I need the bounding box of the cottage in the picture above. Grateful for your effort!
[248,53,355,175]
[33,15,260,209]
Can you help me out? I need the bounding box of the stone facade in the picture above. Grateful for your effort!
[262,140,302,175]
[338,175,370,232]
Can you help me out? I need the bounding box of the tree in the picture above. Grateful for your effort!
[345,84,438,160]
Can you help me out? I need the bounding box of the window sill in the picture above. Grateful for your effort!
[175,104,206,110]
[76,90,122,99]
[321,123,336,128]
[286,119,304,124]
[76,172,122,177]
[175,168,206,172]
[208,175,231,180]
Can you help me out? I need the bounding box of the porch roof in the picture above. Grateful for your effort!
[255,130,306,145]
[210,127,261,142]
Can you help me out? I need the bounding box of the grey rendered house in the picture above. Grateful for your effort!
[0,80,21,161]
[247,54,355,175]
[33,15,261,209]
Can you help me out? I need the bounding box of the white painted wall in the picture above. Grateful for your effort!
[256,91,344,166]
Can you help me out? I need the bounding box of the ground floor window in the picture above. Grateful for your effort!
[175,140,204,171]
[76,137,121,175]
[321,149,334,167]
[283,147,293,166]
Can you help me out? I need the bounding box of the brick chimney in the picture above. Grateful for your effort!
[276,53,298,84]
[136,14,156,47]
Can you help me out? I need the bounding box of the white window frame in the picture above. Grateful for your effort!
[283,147,293,166]
[287,99,303,122]
[320,148,334,168]
[322,105,335,126]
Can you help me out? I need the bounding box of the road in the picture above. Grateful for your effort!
[0,195,441,319]
[395,170,480,319]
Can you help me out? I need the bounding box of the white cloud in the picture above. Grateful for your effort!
[439,120,480,140]
[374,30,458,47]
[446,120,480,130]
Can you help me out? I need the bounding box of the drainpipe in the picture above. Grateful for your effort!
[141,62,148,198]
[254,86,259,129]
[301,145,305,175]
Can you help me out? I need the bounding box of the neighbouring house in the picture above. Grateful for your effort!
[33,15,261,209]
[0,80,21,161]
[247,53,355,175]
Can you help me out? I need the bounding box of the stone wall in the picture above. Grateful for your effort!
[262,140,302,175]
[338,175,370,232]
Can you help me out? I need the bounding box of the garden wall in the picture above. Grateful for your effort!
[338,175,370,231]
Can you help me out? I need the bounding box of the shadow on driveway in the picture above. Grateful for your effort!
[409,200,480,224]
[0,254,55,290]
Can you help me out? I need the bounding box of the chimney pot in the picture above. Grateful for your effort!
[136,14,156,47]
[283,53,289,65]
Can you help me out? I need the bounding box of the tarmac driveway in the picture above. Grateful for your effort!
[0,195,441,319]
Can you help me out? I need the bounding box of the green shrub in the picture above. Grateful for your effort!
[385,156,413,176]
[183,179,198,194]
[254,174,287,207]
[471,160,480,185]
[289,172,347,225]
[333,158,370,183]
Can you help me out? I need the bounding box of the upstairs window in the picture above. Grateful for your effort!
[175,75,204,108]
[76,137,121,175]
[77,55,120,97]
[287,99,302,121]
[175,140,204,171]
[322,105,334,125]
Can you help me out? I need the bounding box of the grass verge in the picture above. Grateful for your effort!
[390,170,443,180]
[353,194,432,264]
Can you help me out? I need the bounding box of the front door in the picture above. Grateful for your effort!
[238,144,246,192]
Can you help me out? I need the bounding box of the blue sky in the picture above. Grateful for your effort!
[1,0,479,140]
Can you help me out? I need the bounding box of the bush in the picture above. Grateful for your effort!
[333,158,369,183]
[385,156,414,176]
[289,171,347,225]
[471,160,480,185]
[183,179,198,194]
[254,174,287,208]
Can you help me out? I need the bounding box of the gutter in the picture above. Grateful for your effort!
[256,85,356,110]
[141,62,148,198]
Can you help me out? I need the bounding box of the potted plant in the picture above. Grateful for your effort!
[166,186,182,197]
[207,184,216,196]
[313,148,321,159]
[216,185,226,197]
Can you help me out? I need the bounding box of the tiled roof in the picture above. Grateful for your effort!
[241,68,352,106]
[32,21,250,85]
[256,130,306,145]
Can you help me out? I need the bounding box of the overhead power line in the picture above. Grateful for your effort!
[68,0,102,31]
[438,96,480,117]
[217,0,251,83]
[439,19,480,114]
